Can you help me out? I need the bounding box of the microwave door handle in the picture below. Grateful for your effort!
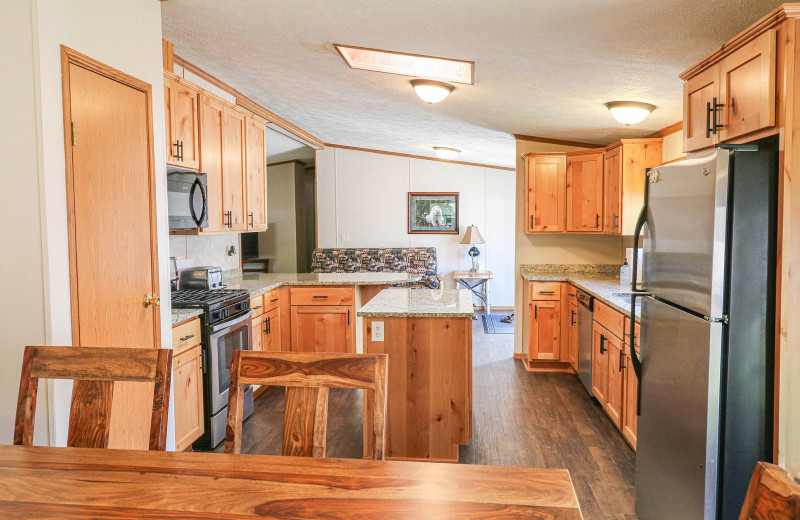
[189,177,207,227]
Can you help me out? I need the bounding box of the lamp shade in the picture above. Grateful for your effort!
[460,225,485,245]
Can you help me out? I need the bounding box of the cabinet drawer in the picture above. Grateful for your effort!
[250,295,265,317]
[172,317,201,356]
[529,282,561,301]
[264,289,281,312]
[290,287,354,306]
[594,301,624,340]
[567,284,578,305]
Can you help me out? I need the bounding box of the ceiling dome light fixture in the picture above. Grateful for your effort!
[433,146,461,160]
[605,101,656,126]
[411,79,455,104]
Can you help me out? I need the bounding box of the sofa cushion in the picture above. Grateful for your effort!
[311,247,440,289]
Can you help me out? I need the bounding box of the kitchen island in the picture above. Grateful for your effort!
[359,288,474,462]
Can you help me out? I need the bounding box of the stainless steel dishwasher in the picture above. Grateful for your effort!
[576,290,594,395]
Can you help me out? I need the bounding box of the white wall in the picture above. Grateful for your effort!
[0,0,172,448]
[316,148,516,307]
[0,0,50,446]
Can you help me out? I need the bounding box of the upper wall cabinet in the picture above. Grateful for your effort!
[605,139,662,236]
[245,115,268,231]
[167,72,268,235]
[566,150,604,233]
[164,74,200,170]
[524,141,659,236]
[682,28,777,152]
[525,154,567,233]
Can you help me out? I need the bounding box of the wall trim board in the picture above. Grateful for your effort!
[513,133,602,149]
[267,159,306,168]
[648,120,683,138]
[171,53,325,149]
[324,143,515,171]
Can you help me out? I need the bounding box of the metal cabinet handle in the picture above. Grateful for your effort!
[347,309,351,326]
[172,141,180,160]
[534,304,538,320]
[712,97,724,135]
[571,310,576,326]
[225,211,232,228]
[312,295,329,299]
[270,298,279,303]
[179,334,195,342]
[706,101,713,138]
[613,213,617,230]
[595,214,600,228]
[530,215,534,230]
[252,305,262,310]
[538,290,555,295]
[248,212,254,227]
[599,334,607,354]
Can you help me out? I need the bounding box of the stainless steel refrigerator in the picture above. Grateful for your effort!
[629,144,777,520]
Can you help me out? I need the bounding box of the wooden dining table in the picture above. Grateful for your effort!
[0,445,582,519]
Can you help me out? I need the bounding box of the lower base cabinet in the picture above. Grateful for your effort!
[173,343,204,452]
[263,307,281,351]
[622,352,638,449]
[603,333,624,429]
[591,322,609,405]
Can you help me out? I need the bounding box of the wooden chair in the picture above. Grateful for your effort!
[739,462,800,519]
[14,346,173,450]
[225,351,387,459]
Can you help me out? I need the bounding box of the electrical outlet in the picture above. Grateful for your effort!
[339,233,350,243]
[371,321,385,341]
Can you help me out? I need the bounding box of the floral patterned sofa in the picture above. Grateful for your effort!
[311,247,441,289]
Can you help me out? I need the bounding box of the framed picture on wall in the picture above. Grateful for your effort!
[408,192,459,234]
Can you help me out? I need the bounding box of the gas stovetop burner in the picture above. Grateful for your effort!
[171,288,250,309]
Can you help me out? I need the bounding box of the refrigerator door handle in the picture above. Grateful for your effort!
[629,179,649,415]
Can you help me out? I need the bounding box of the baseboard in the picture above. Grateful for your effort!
[513,353,524,360]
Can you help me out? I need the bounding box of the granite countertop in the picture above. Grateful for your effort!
[520,265,640,320]
[171,308,203,326]
[357,288,475,318]
[229,272,423,297]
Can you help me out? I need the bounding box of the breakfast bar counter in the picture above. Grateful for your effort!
[359,288,474,462]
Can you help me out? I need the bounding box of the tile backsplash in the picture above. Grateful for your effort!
[169,234,240,271]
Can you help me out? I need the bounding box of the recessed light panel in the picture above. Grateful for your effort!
[334,44,474,85]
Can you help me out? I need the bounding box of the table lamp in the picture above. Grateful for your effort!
[460,225,485,272]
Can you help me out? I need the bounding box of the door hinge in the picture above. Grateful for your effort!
[71,122,76,146]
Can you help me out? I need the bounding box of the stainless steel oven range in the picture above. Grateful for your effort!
[171,287,255,449]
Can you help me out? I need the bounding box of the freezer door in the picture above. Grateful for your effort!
[635,297,723,520]
[642,150,729,317]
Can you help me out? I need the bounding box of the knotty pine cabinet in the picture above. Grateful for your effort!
[289,287,356,353]
[164,74,200,170]
[603,139,662,236]
[251,290,282,353]
[566,150,604,232]
[567,300,578,372]
[682,28,777,152]
[525,154,566,232]
[523,141,659,236]
[591,322,609,405]
[166,72,268,235]
[245,115,267,231]
[171,317,204,451]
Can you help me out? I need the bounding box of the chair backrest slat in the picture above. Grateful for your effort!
[226,351,387,459]
[14,345,172,451]
[739,462,800,519]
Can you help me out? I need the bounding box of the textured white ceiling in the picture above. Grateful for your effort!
[162,0,783,168]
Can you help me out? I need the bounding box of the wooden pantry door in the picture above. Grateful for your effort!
[62,47,160,450]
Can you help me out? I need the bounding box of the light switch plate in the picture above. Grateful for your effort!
[371,321,384,341]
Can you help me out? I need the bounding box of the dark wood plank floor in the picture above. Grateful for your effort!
[213,312,636,519]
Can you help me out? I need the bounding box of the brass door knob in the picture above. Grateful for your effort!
[143,294,161,307]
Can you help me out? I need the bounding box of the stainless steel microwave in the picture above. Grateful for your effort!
[167,168,208,230]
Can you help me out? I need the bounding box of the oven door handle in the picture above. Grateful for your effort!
[210,311,253,333]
